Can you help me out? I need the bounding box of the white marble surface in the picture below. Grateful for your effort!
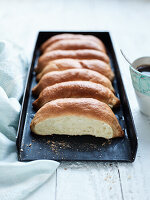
[0,0,150,199]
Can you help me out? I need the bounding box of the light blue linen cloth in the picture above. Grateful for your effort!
[0,41,59,200]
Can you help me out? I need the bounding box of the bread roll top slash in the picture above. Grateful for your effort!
[32,69,114,96]
[32,81,120,110]
[35,49,110,74]
[30,98,124,139]
[36,59,114,81]
[40,33,106,53]
[44,39,105,53]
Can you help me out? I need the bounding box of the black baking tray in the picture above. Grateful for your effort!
[16,31,138,162]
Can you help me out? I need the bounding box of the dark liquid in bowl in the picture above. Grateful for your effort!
[136,65,150,76]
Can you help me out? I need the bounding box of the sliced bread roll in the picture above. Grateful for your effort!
[36,59,114,81]
[30,98,123,139]
[32,81,119,110]
[35,50,109,74]
[40,34,106,52]
[44,39,104,53]
[33,69,114,96]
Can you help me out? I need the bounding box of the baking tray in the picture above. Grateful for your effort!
[16,31,138,162]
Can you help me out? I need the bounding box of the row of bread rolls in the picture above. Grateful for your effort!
[30,34,124,139]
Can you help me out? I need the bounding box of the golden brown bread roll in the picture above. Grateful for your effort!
[36,59,114,81]
[32,81,119,110]
[30,98,124,139]
[40,34,106,53]
[35,50,110,74]
[44,39,105,53]
[32,69,114,96]
[36,58,82,81]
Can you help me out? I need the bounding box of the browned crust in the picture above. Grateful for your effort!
[36,59,114,81]
[35,50,110,74]
[79,59,114,81]
[40,34,106,53]
[30,98,124,138]
[32,69,114,96]
[36,59,82,81]
[32,81,120,110]
[44,39,105,53]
